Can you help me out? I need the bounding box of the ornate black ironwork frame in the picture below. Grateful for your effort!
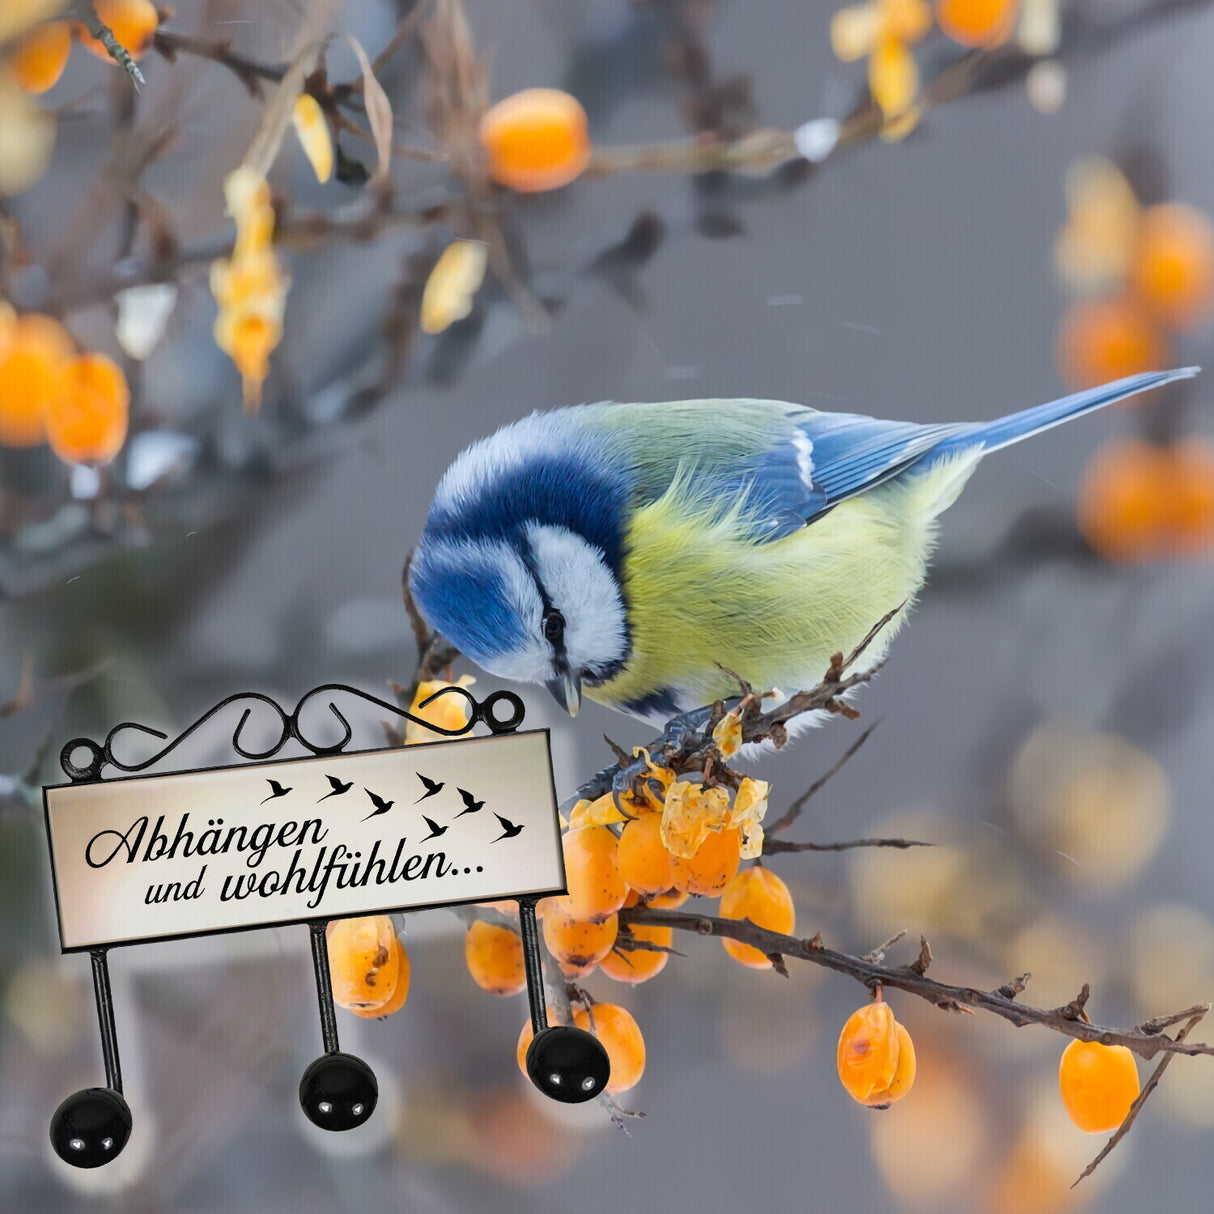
[45,683,607,1165]
[58,682,526,784]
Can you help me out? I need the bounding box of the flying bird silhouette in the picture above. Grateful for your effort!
[362,789,395,821]
[454,788,485,817]
[419,815,448,842]
[415,773,444,803]
[317,775,353,802]
[491,813,525,842]
[261,779,292,803]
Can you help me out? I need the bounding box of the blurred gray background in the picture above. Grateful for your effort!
[2,0,1214,1210]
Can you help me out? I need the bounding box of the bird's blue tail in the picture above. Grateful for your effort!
[934,367,1199,457]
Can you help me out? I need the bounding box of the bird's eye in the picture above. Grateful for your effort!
[541,609,565,642]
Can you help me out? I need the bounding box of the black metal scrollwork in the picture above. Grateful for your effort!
[58,683,526,783]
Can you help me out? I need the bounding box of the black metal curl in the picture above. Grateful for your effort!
[59,683,527,782]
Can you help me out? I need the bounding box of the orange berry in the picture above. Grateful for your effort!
[327,915,400,1012]
[1167,439,1214,554]
[515,1005,560,1077]
[9,21,71,94]
[1131,203,1214,331]
[44,352,129,465]
[599,924,672,985]
[837,999,917,1108]
[464,920,526,996]
[718,866,796,969]
[669,827,742,897]
[1056,295,1169,391]
[935,0,1019,47]
[1077,438,1172,561]
[0,313,74,447]
[479,88,591,193]
[1058,1039,1139,1133]
[542,901,617,975]
[572,1003,646,1094]
[645,888,689,910]
[78,0,158,62]
[350,936,411,1018]
[618,812,674,898]
[560,825,627,922]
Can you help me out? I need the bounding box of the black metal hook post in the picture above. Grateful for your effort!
[90,948,123,1094]
[307,921,341,1056]
[517,897,551,1037]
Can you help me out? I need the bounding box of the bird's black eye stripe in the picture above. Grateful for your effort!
[542,609,565,642]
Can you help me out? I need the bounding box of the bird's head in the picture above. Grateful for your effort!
[409,415,631,717]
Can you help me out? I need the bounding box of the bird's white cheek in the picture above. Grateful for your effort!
[524,523,628,675]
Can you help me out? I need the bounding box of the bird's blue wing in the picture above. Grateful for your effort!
[735,411,966,541]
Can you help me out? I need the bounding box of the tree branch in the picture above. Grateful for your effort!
[620,906,1214,1062]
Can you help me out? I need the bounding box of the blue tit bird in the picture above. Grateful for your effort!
[408,368,1197,728]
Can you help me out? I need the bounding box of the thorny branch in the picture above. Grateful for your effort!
[620,905,1214,1063]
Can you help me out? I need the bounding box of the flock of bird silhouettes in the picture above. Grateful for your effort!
[259,772,525,843]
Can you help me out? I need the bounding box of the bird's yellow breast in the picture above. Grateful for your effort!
[590,452,980,712]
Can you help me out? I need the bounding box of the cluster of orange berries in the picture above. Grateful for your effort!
[455,748,793,1095]
[4,0,159,94]
[831,0,1022,139]
[1052,160,1214,561]
[0,306,129,464]
[1056,163,1214,391]
[326,914,412,1018]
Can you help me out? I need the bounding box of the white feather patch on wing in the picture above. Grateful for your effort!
[791,429,815,489]
[525,523,628,678]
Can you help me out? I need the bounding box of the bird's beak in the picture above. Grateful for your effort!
[545,669,582,717]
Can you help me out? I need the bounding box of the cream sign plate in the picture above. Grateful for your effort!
[44,730,564,951]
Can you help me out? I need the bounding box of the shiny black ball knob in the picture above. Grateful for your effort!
[50,1087,132,1168]
[525,1025,611,1103]
[299,1053,378,1130]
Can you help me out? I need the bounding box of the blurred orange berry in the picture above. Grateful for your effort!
[599,924,672,985]
[1058,1039,1139,1133]
[1077,438,1172,561]
[350,935,411,1018]
[327,915,400,1012]
[78,0,158,62]
[669,827,742,897]
[560,826,627,923]
[464,920,526,996]
[1168,439,1214,555]
[837,997,916,1107]
[935,0,1019,47]
[9,21,71,93]
[404,675,475,743]
[0,312,74,447]
[542,901,617,976]
[44,352,129,465]
[1131,203,1214,331]
[572,1003,646,1094]
[617,812,674,898]
[1056,294,1168,391]
[718,866,795,969]
[479,88,591,193]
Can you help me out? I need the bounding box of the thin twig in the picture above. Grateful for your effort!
[765,834,933,854]
[766,719,882,836]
